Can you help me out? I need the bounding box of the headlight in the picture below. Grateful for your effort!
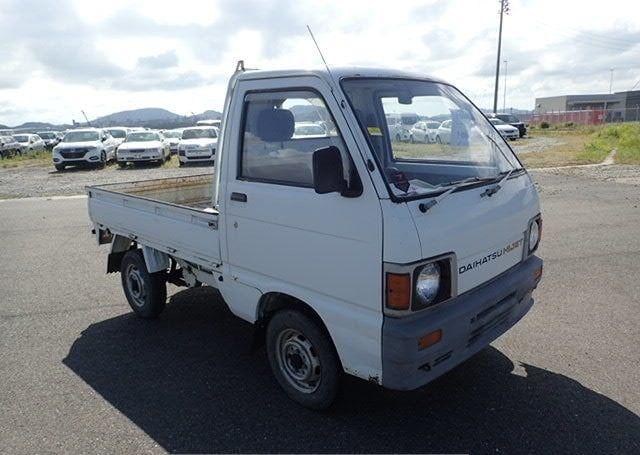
[528,218,541,253]
[415,262,441,306]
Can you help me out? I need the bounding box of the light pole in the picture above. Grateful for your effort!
[609,68,614,94]
[493,0,509,114]
[502,59,508,112]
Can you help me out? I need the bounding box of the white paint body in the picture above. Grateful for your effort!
[87,67,541,384]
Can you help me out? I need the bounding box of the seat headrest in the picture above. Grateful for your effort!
[256,108,294,142]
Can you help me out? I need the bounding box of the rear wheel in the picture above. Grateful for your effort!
[120,249,166,319]
[266,309,341,410]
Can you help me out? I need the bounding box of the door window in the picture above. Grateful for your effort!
[239,89,351,187]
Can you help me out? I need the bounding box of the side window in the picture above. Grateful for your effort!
[239,89,348,187]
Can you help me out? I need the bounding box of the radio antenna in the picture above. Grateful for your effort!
[306,25,334,81]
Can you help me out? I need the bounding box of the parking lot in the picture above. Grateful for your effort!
[1,168,638,453]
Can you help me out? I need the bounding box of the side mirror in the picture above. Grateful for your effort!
[312,146,345,194]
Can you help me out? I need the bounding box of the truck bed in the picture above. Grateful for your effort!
[87,174,221,269]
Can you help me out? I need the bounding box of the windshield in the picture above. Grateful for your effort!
[15,135,29,142]
[163,130,182,138]
[107,129,127,138]
[490,118,507,125]
[38,133,55,139]
[126,132,160,142]
[182,128,217,139]
[63,131,99,142]
[341,78,520,199]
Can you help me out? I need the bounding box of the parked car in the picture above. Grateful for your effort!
[161,129,183,154]
[14,134,45,154]
[52,128,117,171]
[0,135,20,158]
[116,130,171,167]
[435,120,452,144]
[490,113,527,137]
[488,118,519,141]
[36,131,61,149]
[409,121,441,143]
[293,122,327,138]
[105,127,129,148]
[86,64,542,410]
[178,127,217,166]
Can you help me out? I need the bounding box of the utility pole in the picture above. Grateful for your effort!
[502,59,508,112]
[493,0,509,114]
[609,68,614,94]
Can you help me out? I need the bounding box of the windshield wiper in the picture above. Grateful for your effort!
[480,169,514,197]
[418,177,480,213]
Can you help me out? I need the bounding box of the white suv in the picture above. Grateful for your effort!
[52,128,117,171]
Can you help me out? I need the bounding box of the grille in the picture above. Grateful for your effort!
[467,293,516,347]
[60,149,87,159]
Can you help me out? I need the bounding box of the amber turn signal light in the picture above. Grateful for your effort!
[418,329,442,350]
[386,273,411,310]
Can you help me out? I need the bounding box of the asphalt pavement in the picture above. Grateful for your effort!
[0,171,638,453]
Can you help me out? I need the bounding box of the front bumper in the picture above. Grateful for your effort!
[117,151,162,162]
[179,149,215,162]
[382,255,542,390]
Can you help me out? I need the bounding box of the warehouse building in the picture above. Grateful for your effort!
[534,90,640,122]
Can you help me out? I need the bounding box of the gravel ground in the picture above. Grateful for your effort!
[511,135,563,154]
[538,164,640,186]
[0,161,213,199]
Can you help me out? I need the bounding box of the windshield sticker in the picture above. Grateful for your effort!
[367,126,382,136]
[458,239,522,275]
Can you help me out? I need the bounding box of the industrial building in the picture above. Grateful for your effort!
[534,90,640,122]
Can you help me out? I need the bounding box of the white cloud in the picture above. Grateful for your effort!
[0,0,639,125]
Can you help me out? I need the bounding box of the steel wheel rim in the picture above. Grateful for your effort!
[275,328,321,393]
[125,263,146,307]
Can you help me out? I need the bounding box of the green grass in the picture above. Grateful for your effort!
[601,122,640,164]
[0,150,52,168]
[518,123,640,167]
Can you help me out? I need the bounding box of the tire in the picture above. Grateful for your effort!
[120,249,166,319]
[98,151,106,169]
[266,309,341,410]
[54,163,66,171]
[436,135,442,144]
[118,162,127,168]
[179,161,185,167]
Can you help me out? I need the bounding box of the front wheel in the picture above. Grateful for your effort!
[120,249,166,319]
[266,309,341,410]
[97,151,106,169]
[54,163,66,171]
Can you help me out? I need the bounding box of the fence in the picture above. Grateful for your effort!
[527,107,640,126]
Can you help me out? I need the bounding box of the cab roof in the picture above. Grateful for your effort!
[235,66,446,85]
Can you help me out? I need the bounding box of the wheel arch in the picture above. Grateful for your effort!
[254,292,343,370]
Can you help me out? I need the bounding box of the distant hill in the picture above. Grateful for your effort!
[2,107,223,131]
[194,110,222,121]
[93,108,180,126]
[289,105,330,122]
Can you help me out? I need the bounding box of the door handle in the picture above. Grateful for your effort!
[230,192,247,202]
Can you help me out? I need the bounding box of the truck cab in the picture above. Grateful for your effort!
[87,65,542,409]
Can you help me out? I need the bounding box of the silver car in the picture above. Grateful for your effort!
[14,134,45,154]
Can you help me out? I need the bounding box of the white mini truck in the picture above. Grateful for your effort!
[87,65,543,409]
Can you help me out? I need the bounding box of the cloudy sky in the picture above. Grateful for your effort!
[1,0,638,125]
